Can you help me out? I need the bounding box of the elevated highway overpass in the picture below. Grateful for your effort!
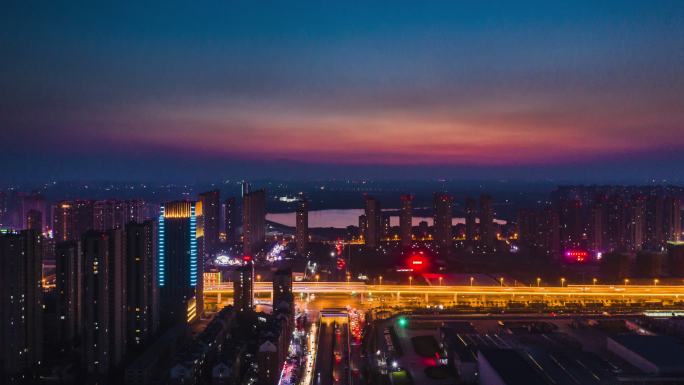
[204,281,684,306]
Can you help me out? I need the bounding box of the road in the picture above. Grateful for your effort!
[315,321,334,385]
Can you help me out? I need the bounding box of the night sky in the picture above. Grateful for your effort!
[2,1,683,182]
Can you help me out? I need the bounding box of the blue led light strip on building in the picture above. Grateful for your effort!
[189,203,198,287]
[158,205,166,287]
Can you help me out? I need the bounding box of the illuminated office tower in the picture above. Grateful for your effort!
[233,261,254,313]
[0,230,43,380]
[296,196,309,254]
[363,196,381,248]
[125,220,158,350]
[224,197,237,244]
[26,209,42,232]
[55,241,82,350]
[465,197,477,244]
[664,196,682,243]
[53,200,95,242]
[81,229,126,373]
[158,201,202,327]
[199,190,220,254]
[242,190,266,256]
[399,195,413,248]
[479,194,495,248]
[433,193,453,253]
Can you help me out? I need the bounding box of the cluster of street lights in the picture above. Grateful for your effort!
[367,275,665,287]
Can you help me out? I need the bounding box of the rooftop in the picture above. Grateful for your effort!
[609,335,684,370]
[479,349,549,385]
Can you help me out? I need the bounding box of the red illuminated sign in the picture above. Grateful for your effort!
[407,253,428,271]
[565,250,588,263]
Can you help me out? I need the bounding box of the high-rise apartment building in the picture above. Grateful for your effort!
[53,200,94,242]
[363,196,381,248]
[479,194,495,248]
[433,193,453,253]
[125,220,159,350]
[19,192,45,230]
[358,215,367,241]
[224,197,237,244]
[233,261,254,313]
[589,197,605,252]
[645,195,665,250]
[0,230,43,380]
[465,198,477,244]
[399,195,413,248]
[243,190,266,256]
[199,190,220,254]
[26,209,42,232]
[273,268,293,309]
[664,196,682,243]
[605,194,627,252]
[296,197,308,254]
[55,241,81,350]
[81,230,126,374]
[626,195,645,252]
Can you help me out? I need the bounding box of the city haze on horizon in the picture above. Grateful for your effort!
[2,1,684,183]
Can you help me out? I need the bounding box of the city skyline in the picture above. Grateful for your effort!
[2,1,684,182]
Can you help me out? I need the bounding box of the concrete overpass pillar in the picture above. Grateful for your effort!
[217,292,221,304]
[425,293,429,302]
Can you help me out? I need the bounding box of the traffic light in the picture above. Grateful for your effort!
[397,317,408,328]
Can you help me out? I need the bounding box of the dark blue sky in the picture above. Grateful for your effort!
[1,1,683,182]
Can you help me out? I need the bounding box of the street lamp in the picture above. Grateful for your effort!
[499,277,504,287]
[256,274,262,282]
[536,277,541,287]
[409,276,413,286]
[624,278,629,286]
[439,276,443,286]
[379,276,383,285]
[592,278,597,286]
[560,277,566,287]
[470,276,474,286]
[654,278,659,286]
[315,274,320,283]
